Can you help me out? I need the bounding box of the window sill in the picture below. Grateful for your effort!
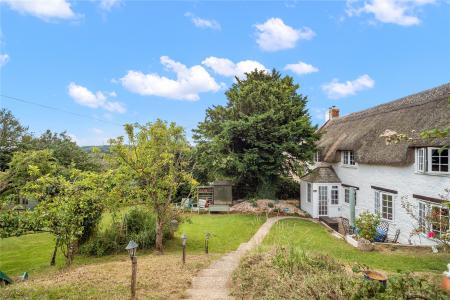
[414,172,450,177]
[340,164,358,169]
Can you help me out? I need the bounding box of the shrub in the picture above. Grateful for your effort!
[267,202,274,208]
[355,212,380,241]
[275,177,300,200]
[232,246,448,300]
[80,207,172,256]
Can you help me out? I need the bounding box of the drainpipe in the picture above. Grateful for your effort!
[349,188,356,227]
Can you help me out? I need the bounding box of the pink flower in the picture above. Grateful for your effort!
[427,231,436,239]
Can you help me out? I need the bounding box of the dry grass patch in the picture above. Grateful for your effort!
[3,253,217,300]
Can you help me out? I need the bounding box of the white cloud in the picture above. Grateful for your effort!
[255,18,315,52]
[0,53,9,67]
[68,82,126,113]
[284,61,319,75]
[322,74,375,99]
[1,0,77,21]
[202,57,267,79]
[120,56,220,101]
[346,0,436,26]
[185,12,221,30]
[99,0,121,11]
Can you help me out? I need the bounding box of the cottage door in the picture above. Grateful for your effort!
[318,186,328,216]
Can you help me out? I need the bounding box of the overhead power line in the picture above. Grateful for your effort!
[0,94,123,127]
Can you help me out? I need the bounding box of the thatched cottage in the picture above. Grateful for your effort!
[300,83,450,245]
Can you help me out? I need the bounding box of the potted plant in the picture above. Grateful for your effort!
[355,212,380,251]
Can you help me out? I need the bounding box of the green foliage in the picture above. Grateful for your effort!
[263,219,450,272]
[80,207,172,256]
[233,247,448,300]
[28,130,100,171]
[275,176,300,200]
[355,212,380,241]
[16,169,106,265]
[193,70,319,198]
[110,119,196,252]
[0,108,31,171]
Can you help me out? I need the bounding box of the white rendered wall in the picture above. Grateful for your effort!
[300,162,449,245]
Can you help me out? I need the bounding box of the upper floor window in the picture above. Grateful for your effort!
[415,147,449,174]
[314,151,320,163]
[342,150,355,166]
[374,190,394,221]
[331,186,339,205]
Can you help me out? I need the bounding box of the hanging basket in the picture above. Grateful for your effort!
[357,238,374,251]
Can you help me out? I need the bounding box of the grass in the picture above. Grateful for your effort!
[0,213,264,297]
[262,218,450,273]
[166,213,265,253]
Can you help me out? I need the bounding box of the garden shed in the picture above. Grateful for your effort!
[197,180,233,205]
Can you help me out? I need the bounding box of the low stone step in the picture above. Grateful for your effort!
[191,276,228,289]
[186,288,232,300]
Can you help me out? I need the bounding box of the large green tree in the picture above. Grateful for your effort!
[110,120,195,253]
[0,109,31,171]
[194,70,319,198]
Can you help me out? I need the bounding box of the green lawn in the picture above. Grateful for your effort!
[262,218,450,273]
[0,213,264,277]
[166,213,265,253]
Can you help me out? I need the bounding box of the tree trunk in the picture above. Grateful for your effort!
[50,237,59,266]
[155,216,164,254]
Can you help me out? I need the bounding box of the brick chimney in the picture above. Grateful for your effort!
[325,106,340,122]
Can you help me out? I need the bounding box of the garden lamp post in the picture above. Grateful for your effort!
[181,233,187,264]
[205,232,211,254]
[125,240,138,300]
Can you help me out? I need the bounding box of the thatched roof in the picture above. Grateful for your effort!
[301,162,341,183]
[317,83,450,166]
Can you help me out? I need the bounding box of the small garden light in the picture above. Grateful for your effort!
[125,240,138,300]
[125,240,138,258]
[205,232,211,254]
[181,233,187,264]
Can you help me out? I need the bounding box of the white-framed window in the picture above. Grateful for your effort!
[415,147,426,173]
[343,187,356,205]
[314,151,320,163]
[331,185,339,205]
[344,188,350,204]
[342,150,355,166]
[318,186,328,216]
[416,200,449,238]
[307,183,312,203]
[428,147,449,173]
[374,190,394,221]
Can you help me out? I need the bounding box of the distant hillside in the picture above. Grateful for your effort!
[81,145,110,153]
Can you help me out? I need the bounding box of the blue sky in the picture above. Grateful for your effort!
[1,0,449,145]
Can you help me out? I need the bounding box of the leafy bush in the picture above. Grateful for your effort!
[232,246,448,299]
[80,207,172,256]
[355,212,380,241]
[267,202,274,208]
[275,177,300,200]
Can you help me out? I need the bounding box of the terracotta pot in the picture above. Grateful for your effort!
[441,276,450,291]
[364,270,388,288]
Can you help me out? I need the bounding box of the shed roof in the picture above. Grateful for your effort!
[301,163,341,183]
[317,83,450,166]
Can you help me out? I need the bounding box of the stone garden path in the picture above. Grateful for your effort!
[186,216,297,300]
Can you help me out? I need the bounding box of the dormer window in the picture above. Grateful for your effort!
[314,151,320,163]
[342,151,355,166]
[415,147,449,174]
